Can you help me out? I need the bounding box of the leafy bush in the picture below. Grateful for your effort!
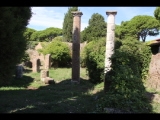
[96,92,152,113]
[53,36,64,42]
[96,38,152,113]
[39,41,71,67]
[81,37,106,83]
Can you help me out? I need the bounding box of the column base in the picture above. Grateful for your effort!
[71,80,80,84]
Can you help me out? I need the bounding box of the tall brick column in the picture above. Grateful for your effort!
[71,11,83,83]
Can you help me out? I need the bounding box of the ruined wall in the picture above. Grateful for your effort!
[147,53,160,91]
[26,42,87,70]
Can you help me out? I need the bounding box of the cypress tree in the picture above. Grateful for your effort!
[62,7,78,42]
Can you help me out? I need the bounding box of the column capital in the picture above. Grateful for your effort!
[106,11,117,16]
[72,11,83,17]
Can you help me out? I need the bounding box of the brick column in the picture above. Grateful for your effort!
[71,11,83,83]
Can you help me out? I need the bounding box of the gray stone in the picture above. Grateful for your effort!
[40,70,49,82]
[44,77,55,84]
[15,64,24,78]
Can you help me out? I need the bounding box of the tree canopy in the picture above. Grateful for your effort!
[154,7,160,21]
[117,15,160,42]
[30,27,62,42]
[23,27,36,41]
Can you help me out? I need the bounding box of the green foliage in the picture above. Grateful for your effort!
[20,52,30,63]
[81,13,106,42]
[0,7,32,86]
[53,36,64,42]
[96,38,152,113]
[39,41,71,67]
[30,30,41,41]
[40,42,49,48]
[81,37,106,83]
[154,7,160,21]
[139,42,152,83]
[23,27,36,41]
[96,92,152,113]
[118,15,160,42]
[26,41,39,49]
[30,27,62,42]
[62,7,78,42]
[115,25,123,40]
[116,21,133,40]
[81,37,122,84]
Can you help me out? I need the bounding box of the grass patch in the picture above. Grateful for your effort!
[0,67,104,113]
[0,67,160,113]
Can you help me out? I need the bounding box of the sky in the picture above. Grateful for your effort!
[27,7,160,41]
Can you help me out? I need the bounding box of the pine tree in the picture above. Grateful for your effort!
[62,7,78,42]
[154,7,160,21]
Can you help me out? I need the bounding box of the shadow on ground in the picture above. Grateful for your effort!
[10,76,34,88]
[0,74,155,113]
[24,69,32,73]
[0,75,104,113]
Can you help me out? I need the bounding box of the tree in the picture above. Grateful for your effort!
[30,30,41,41]
[115,25,122,40]
[42,27,62,42]
[62,7,78,42]
[119,15,160,42]
[154,7,160,21]
[0,7,32,86]
[23,27,36,41]
[81,13,106,42]
[30,27,62,42]
[115,21,132,40]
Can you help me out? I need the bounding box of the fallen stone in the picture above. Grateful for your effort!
[44,77,55,84]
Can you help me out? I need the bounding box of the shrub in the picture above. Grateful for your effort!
[82,37,106,83]
[96,38,152,113]
[39,41,71,67]
[53,36,64,42]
